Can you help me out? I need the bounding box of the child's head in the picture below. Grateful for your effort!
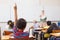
[7,20,14,28]
[51,23,58,28]
[33,20,37,23]
[7,20,12,25]
[16,18,27,30]
[47,21,51,26]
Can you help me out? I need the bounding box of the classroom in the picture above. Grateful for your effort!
[0,0,60,40]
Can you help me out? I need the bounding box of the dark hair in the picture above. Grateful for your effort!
[16,18,27,30]
[7,20,14,28]
[47,21,51,26]
[7,20,12,25]
[47,23,58,33]
[51,23,58,28]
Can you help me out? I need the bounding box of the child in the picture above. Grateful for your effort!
[13,18,29,38]
[3,20,14,35]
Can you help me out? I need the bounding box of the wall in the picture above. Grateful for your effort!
[0,0,60,22]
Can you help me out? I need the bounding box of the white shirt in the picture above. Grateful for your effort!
[33,23,40,32]
[33,23,40,29]
[40,15,47,22]
[4,25,13,31]
[41,16,46,19]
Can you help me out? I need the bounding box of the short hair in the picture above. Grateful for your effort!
[47,21,51,26]
[51,23,58,27]
[16,18,27,30]
[34,20,37,23]
[7,20,13,25]
[7,20,14,28]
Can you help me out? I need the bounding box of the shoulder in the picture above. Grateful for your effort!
[14,32,29,38]
[22,32,29,36]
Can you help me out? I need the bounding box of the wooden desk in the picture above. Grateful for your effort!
[35,28,48,30]
[40,28,48,33]
[34,28,48,33]
[9,38,34,40]
[2,35,10,40]
[50,33,60,37]
[2,35,34,40]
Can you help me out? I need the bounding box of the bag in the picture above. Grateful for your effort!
[44,33,50,38]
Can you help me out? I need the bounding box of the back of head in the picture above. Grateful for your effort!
[47,21,51,26]
[51,23,59,29]
[16,18,27,30]
[7,20,14,28]
[7,20,12,25]
[34,20,37,23]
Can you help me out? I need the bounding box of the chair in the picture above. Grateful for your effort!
[3,31,13,35]
[58,22,60,27]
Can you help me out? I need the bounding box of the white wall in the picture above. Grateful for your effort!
[44,0,60,21]
[0,0,60,22]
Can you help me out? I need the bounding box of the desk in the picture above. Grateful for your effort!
[50,33,60,37]
[35,28,48,33]
[2,35,10,40]
[2,35,34,40]
[33,28,48,40]
[35,28,48,30]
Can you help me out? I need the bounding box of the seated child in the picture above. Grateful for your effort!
[13,18,29,38]
[3,20,14,35]
[47,23,59,33]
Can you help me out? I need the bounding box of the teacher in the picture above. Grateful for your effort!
[40,10,47,27]
[40,10,47,22]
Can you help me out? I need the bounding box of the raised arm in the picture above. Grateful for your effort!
[13,3,18,26]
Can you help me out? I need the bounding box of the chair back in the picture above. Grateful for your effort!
[3,31,13,35]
